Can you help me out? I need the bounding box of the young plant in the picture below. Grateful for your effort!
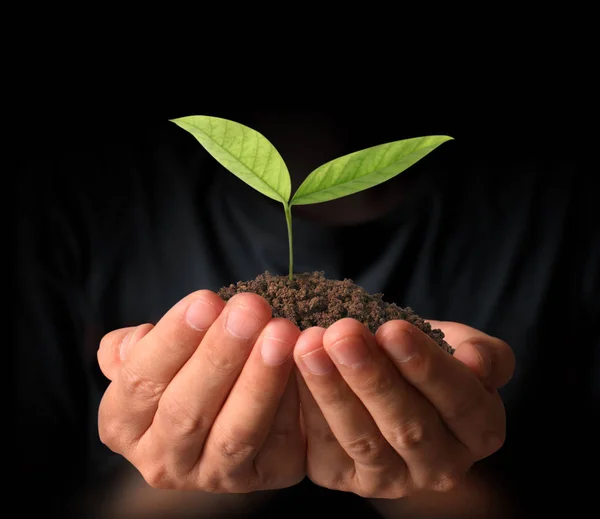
[171,116,453,280]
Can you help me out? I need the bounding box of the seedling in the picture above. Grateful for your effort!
[171,116,452,280]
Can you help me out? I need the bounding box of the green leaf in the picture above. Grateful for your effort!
[170,116,291,203]
[290,135,453,206]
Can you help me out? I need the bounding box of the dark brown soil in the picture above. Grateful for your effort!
[218,271,454,355]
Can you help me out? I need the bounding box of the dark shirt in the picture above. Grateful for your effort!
[16,118,598,518]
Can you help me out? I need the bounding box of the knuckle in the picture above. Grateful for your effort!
[197,472,234,493]
[340,433,384,462]
[359,372,396,399]
[430,471,462,493]
[157,397,204,437]
[141,464,172,489]
[120,363,166,403]
[311,467,411,499]
[391,419,427,451]
[204,342,239,375]
[312,425,338,446]
[352,459,412,499]
[318,385,347,410]
[98,418,124,450]
[98,399,134,453]
[198,467,257,493]
[197,473,223,493]
[213,427,258,462]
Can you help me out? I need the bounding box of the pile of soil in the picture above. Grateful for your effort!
[218,271,454,355]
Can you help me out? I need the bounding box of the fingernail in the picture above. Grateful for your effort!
[119,328,136,361]
[261,336,293,366]
[382,331,417,363]
[329,335,370,369]
[301,348,335,375]
[185,299,219,331]
[225,304,262,339]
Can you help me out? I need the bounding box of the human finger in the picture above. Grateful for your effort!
[293,328,355,490]
[295,323,409,497]
[376,320,505,460]
[142,292,272,481]
[97,324,153,381]
[322,319,468,493]
[98,290,224,451]
[198,317,301,488]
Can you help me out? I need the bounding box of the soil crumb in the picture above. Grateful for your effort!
[218,271,454,355]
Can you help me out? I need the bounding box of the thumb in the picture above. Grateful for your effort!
[97,323,154,381]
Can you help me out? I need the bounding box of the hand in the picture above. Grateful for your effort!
[97,291,305,492]
[293,318,515,498]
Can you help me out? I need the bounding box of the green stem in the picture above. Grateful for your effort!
[284,203,294,280]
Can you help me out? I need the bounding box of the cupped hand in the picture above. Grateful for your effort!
[97,291,305,492]
[293,318,515,498]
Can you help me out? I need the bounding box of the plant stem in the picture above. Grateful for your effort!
[284,203,294,280]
